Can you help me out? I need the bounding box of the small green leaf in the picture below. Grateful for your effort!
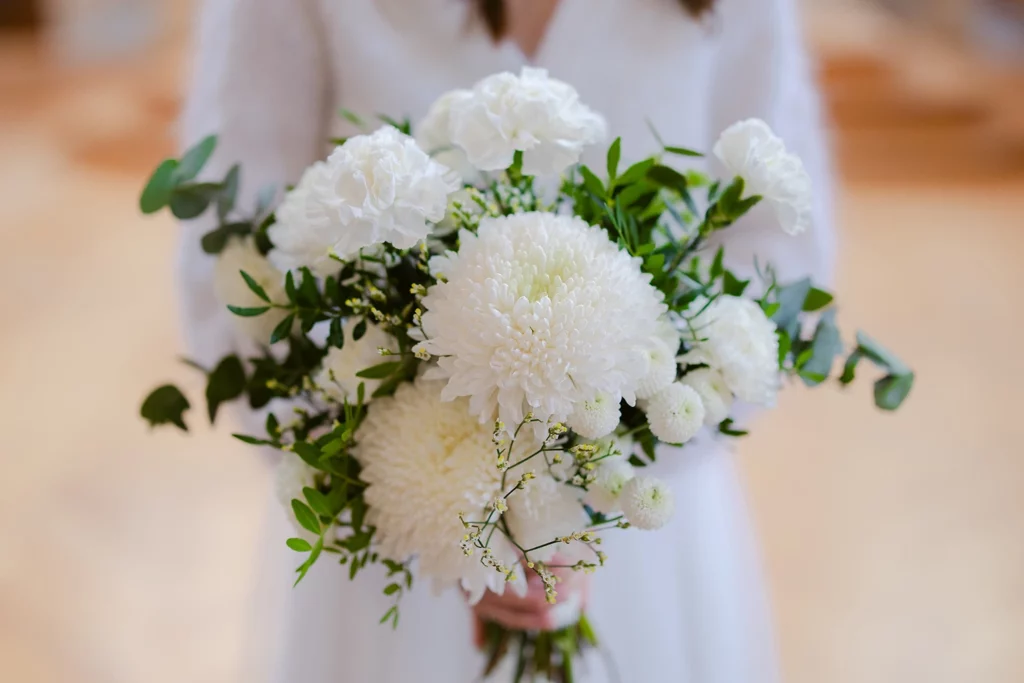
[173,135,217,183]
[227,305,271,317]
[287,538,312,552]
[384,582,401,596]
[217,164,240,221]
[839,349,863,385]
[606,137,622,182]
[292,442,321,468]
[303,487,333,518]
[646,165,689,194]
[284,270,298,302]
[709,246,725,280]
[205,355,246,422]
[799,309,842,386]
[200,222,250,255]
[240,270,271,302]
[352,319,367,341]
[140,384,190,431]
[270,313,295,344]
[874,373,914,411]
[356,361,402,380]
[291,499,321,535]
[328,318,344,349]
[339,109,366,128]
[718,418,749,437]
[232,433,274,446]
[771,278,812,339]
[776,328,792,367]
[855,331,912,376]
[169,184,217,219]
[663,145,703,157]
[140,159,179,214]
[616,158,656,187]
[722,270,750,296]
[293,535,323,586]
[803,287,834,312]
[579,165,605,198]
[380,605,398,625]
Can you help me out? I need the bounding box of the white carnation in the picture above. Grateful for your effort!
[416,89,479,182]
[446,67,606,176]
[713,118,812,236]
[268,126,459,276]
[645,382,705,445]
[505,474,587,563]
[584,456,635,515]
[313,320,394,403]
[417,212,667,433]
[683,295,780,406]
[213,236,289,345]
[620,476,675,530]
[568,392,621,440]
[273,456,319,541]
[682,367,734,426]
[353,380,531,603]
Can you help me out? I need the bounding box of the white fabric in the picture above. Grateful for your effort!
[178,0,836,681]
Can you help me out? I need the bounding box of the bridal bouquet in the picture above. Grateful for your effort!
[139,68,912,681]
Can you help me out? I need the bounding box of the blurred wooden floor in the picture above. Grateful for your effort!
[1,11,1023,683]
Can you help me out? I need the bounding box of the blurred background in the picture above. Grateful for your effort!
[1,0,1022,681]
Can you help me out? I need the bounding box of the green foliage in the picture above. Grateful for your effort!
[205,355,246,422]
[172,135,217,184]
[139,159,178,214]
[140,384,190,431]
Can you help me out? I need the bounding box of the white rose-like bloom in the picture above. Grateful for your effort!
[505,474,587,563]
[417,212,667,433]
[645,382,705,445]
[584,456,635,515]
[416,89,479,183]
[446,67,606,176]
[268,126,459,276]
[621,476,675,530]
[274,456,319,542]
[213,236,289,345]
[683,295,780,407]
[713,118,812,236]
[682,367,734,426]
[353,380,532,604]
[313,320,394,403]
[568,392,621,440]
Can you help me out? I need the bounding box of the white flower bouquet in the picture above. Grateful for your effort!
[139,68,913,681]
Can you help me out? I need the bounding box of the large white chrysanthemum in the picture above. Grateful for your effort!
[620,476,675,530]
[682,367,734,426]
[313,320,394,403]
[213,236,289,345]
[682,296,780,407]
[353,380,532,603]
[268,126,459,277]
[417,212,667,433]
[505,474,587,563]
[445,67,606,176]
[713,119,812,236]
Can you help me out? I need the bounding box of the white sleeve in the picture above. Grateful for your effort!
[176,0,331,370]
[703,0,837,288]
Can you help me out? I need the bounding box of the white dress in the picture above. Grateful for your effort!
[177,1,835,681]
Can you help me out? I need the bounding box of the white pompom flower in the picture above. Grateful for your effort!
[584,456,635,515]
[713,118,812,236]
[645,382,705,445]
[505,474,587,563]
[353,379,532,604]
[213,235,289,345]
[313,320,394,403]
[682,367,734,426]
[635,318,681,400]
[416,212,667,434]
[446,67,606,176]
[268,126,459,276]
[620,476,675,530]
[273,455,320,542]
[568,392,622,440]
[682,295,780,407]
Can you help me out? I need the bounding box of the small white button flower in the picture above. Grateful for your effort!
[681,367,734,426]
[635,320,681,400]
[213,236,289,345]
[714,118,812,236]
[445,67,606,176]
[568,392,622,439]
[313,320,394,404]
[620,476,675,530]
[269,126,459,276]
[645,382,705,445]
[584,457,636,515]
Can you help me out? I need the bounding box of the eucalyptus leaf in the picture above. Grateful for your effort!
[173,135,217,183]
[771,278,812,339]
[200,222,250,255]
[874,372,915,411]
[169,183,218,220]
[217,164,240,221]
[799,309,842,386]
[140,384,190,431]
[139,159,178,214]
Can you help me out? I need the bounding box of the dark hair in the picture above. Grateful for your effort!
[475,0,715,40]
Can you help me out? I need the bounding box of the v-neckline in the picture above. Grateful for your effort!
[501,0,570,66]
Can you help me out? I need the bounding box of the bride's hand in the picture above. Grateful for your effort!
[471,566,590,646]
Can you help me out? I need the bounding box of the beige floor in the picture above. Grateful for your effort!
[1,18,1023,683]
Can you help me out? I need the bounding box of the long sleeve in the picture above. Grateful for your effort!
[176,0,332,371]
[704,0,837,288]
